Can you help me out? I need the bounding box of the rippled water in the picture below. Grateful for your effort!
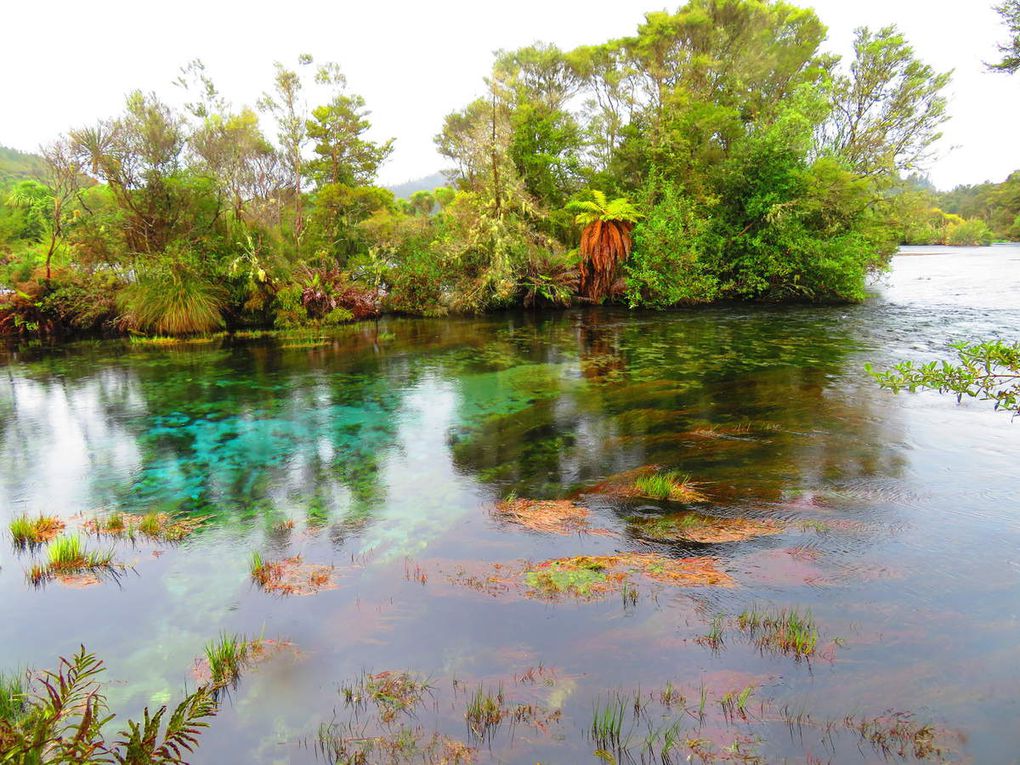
[1,246,1019,763]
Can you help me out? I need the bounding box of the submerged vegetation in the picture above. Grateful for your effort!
[249,553,336,595]
[86,511,207,542]
[1,0,995,339]
[631,512,783,544]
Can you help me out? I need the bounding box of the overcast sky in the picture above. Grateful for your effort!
[2,0,1016,190]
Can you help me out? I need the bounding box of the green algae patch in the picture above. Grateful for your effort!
[524,557,618,598]
[632,512,783,544]
[523,553,734,600]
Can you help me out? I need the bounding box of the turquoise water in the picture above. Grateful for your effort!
[2,246,1019,763]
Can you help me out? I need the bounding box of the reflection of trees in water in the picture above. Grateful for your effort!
[450,308,908,505]
[0,319,506,531]
[1,311,908,540]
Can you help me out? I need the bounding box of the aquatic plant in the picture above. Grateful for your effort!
[249,553,335,595]
[0,646,216,763]
[317,722,476,765]
[633,470,707,503]
[492,497,596,535]
[203,633,255,688]
[9,513,64,547]
[28,535,117,585]
[590,694,628,752]
[851,712,942,761]
[719,686,756,722]
[0,670,26,745]
[634,512,783,544]
[737,605,818,659]
[524,557,615,598]
[464,685,505,740]
[87,511,206,542]
[696,613,726,651]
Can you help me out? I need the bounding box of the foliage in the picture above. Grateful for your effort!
[118,255,227,335]
[0,646,216,764]
[868,340,1020,415]
[203,634,251,688]
[0,1,965,337]
[944,218,994,246]
[625,182,717,306]
[566,191,641,302]
[990,0,1020,74]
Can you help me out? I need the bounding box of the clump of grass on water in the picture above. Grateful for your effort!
[249,552,274,587]
[696,613,726,651]
[89,511,205,543]
[464,685,505,740]
[633,470,706,503]
[28,535,116,585]
[737,605,818,659]
[204,633,255,688]
[9,514,64,547]
[590,693,628,752]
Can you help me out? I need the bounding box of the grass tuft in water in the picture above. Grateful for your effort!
[27,535,117,585]
[203,633,255,688]
[88,511,205,543]
[633,470,707,503]
[590,693,628,752]
[737,605,818,659]
[9,514,64,547]
[696,613,726,651]
[464,685,505,740]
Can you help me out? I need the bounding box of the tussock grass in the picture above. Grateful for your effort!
[203,633,254,688]
[633,470,707,503]
[28,535,116,585]
[9,514,64,547]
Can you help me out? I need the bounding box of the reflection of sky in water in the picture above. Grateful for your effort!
[1,247,1019,762]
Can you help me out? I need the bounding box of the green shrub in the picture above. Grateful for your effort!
[945,218,994,246]
[625,184,718,307]
[119,255,226,335]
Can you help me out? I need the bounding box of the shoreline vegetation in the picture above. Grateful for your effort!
[1,0,1016,340]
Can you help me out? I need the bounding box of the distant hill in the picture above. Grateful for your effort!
[387,172,448,199]
[0,145,48,185]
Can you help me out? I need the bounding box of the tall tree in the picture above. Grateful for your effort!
[990,0,1020,73]
[306,93,394,188]
[823,26,951,177]
[259,55,314,244]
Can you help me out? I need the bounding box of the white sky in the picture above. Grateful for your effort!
[2,0,1016,190]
